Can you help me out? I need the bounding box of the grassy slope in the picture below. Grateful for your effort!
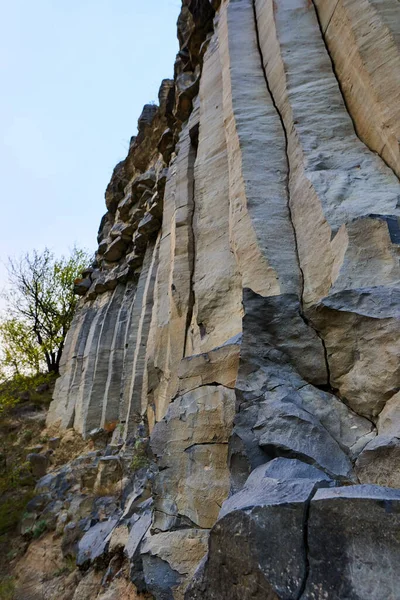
[0,375,55,585]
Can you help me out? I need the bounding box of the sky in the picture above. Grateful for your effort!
[0,0,181,299]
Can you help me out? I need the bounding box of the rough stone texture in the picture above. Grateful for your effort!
[140,530,209,600]
[355,435,400,487]
[314,0,400,179]
[76,518,119,567]
[219,0,301,298]
[304,486,400,600]
[150,385,235,531]
[43,0,400,598]
[177,338,240,395]
[254,0,400,422]
[186,460,331,600]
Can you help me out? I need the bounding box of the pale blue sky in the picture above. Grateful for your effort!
[0,0,181,295]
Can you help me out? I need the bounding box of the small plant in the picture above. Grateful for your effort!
[0,576,15,600]
[32,519,47,539]
[51,555,76,578]
[130,439,150,472]
[20,429,33,443]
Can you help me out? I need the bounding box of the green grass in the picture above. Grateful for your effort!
[0,576,15,600]
[0,373,57,577]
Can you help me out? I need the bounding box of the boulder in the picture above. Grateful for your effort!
[103,236,127,263]
[76,518,119,567]
[140,530,209,600]
[304,485,400,599]
[186,460,330,600]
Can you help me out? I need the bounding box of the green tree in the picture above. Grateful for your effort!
[1,247,90,377]
[0,319,41,376]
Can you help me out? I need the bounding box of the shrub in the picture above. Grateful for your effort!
[32,520,47,539]
[0,576,15,600]
[130,440,150,471]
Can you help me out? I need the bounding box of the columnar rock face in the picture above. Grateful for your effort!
[46,1,400,598]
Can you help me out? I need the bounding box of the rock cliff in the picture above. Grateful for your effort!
[23,1,400,598]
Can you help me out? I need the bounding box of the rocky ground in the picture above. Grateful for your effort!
[0,383,153,600]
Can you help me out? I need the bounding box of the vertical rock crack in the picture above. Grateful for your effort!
[311,0,400,183]
[252,0,332,386]
[251,0,305,305]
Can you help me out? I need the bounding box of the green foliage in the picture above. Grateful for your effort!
[50,555,76,578]
[0,576,15,600]
[0,372,56,415]
[32,520,47,539]
[0,491,35,537]
[130,439,150,471]
[0,405,46,542]
[1,247,90,377]
[0,320,41,377]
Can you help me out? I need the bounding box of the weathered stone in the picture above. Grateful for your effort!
[314,0,400,179]
[103,236,127,262]
[378,390,400,436]
[26,493,52,514]
[126,251,144,270]
[219,0,300,298]
[151,385,235,530]
[137,105,158,139]
[177,339,240,395]
[20,513,37,537]
[137,213,160,236]
[105,161,129,214]
[304,485,400,600]
[110,221,134,240]
[48,436,61,449]
[175,71,200,122]
[141,530,209,600]
[94,456,122,493]
[27,453,49,478]
[76,518,119,567]
[309,288,400,419]
[185,30,242,356]
[74,278,92,296]
[355,435,400,488]
[72,570,103,600]
[62,520,88,558]
[187,461,329,600]
[158,128,175,162]
[125,511,152,560]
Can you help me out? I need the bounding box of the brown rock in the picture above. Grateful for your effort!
[103,237,127,262]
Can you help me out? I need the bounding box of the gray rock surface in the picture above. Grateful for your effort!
[76,518,119,567]
[303,485,400,600]
[187,460,330,599]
